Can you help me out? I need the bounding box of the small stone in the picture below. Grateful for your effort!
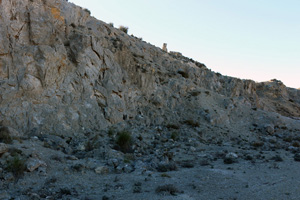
[4,172,14,181]
[115,165,123,173]
[27,158,47,172]
[264,124,274,135]
[123,164,134,173]
[134,182,142,186]
[32,136,39,140]
[224,152,238,164]
[189,146,196,152]
[77,143,86,151]
[65,155,78,160]
[271,155,283,162]
[226,152,238,159]
[0,143,8,154]
[95,166,109,174]
[156,162,177,172]
[29,193,41,200]
[199,160,210,166]
[108,159,119,168]
[133,186,142,193]
[288,146,298,153]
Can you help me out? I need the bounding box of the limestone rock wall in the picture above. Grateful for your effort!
[0,0,299,135]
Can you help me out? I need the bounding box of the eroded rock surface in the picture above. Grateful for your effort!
[0,0,299,136]
[0,1,300,199]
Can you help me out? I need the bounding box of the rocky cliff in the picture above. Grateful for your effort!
[0,0,299,136]
[2,1,300,199]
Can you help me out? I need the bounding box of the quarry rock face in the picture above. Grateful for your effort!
[2,1,300,199]
[0,0,299,136]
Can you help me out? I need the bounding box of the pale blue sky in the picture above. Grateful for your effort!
[70,0,300,89]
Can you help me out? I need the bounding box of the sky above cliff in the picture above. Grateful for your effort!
[70,0,300,89]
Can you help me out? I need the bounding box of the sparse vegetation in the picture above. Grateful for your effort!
[156,162,177,172]
[292,141,300,147]
[177,69,189,78]
[109,22,114,27]
[155,184,180,195]
[190,90,201,96]
[124,153,135,163]
[170,132,179,141]
[83,8,91,15]
[224,157,235,164]
[294,153,300,161]
[160,173,171,178]
[108,127,115,137]
[6,155,27,178]
[183,119,200,127]
[85,135,100,151]
[0,127,13,144]
[119,25,128,34]
[283,136,293,142]
[181,160,195,168]
[251,141,264,148]
[166,124,180,130]
[271,155,283,162]
[115,130,132,153]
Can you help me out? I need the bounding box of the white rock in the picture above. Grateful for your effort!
[27,158,47,172]
[95,166,109,174]
[225,152,238,159]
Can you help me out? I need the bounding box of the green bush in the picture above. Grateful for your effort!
[166,124,179,130]
[170,132,179,141]
[119,25,128,34]
[183,120,200,127]
[85,135,100,151]
[0,127,13,144]
[107,127,115,137]
[84,8,91,15]
[155,184,180,195]
[6,156,27,178]
[116,130,132,153]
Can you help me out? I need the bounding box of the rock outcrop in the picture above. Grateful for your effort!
[0,0,299,136]
[1,1,300,199]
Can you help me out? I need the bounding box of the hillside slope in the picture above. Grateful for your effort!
[1,1,300,199]
[0,0,299,135]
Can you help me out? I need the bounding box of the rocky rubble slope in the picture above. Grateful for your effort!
[0,0,300,199]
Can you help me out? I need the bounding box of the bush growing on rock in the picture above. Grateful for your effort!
[177,69,189,78]
[166,124,180,130]
[0,127,13,144]
[170,132,179,141]
[119,25,128,34]
[6,155,27,178]
[107,127,115,137]
[156,162,177,172]
[251,141,264,148]
[83,8,91,15]
[183,119,200,127]
[115,130,132,153]
[155,184,180,195]
[85,135,100,151]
